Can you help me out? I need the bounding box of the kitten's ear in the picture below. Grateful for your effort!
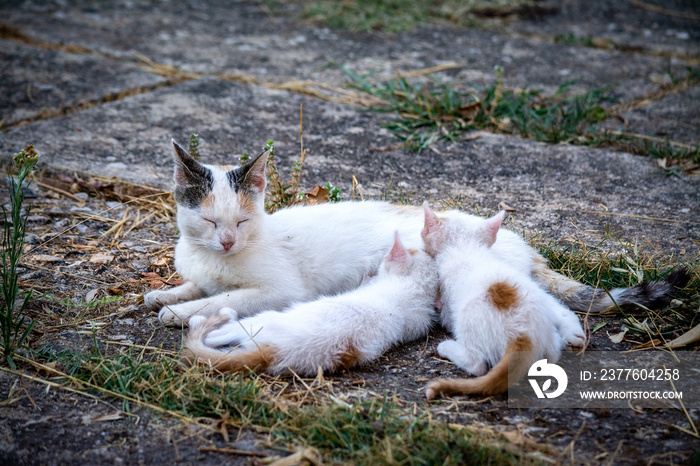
[385,231,411,266]
[482,210,506,246]
[172,139,208,186]
[421,201,442,238]
[230,150,268,195]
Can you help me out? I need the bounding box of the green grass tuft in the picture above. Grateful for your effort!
[39,346,526,464]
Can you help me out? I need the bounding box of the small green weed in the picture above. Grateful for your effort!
[188,133,201,160]
[1,144,39,369]
[342,65,698,162]
[343,65,612,151]
[242,139,342,213]
[38,292,124,309]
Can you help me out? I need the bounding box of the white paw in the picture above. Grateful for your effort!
[436,339,461,360]
[219,307,238,321]
[563,332,587,350]
[144,289,178,310]
[158,301,215,326]
[188,316,206,329]
[204,321,243,347]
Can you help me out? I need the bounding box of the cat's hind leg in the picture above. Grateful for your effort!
[555,305,586,350]
[436,339,487,376]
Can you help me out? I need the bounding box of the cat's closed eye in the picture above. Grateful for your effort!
[203,218,217,228]
[237,219,249,227]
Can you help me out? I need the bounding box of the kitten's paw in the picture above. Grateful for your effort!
[144,289,178,310]
[436,340,461,360]
[158,301,216,326]
[425,381,442,401]
[219,307,239,321]
[188,316,206,329]
[563,332,587,350]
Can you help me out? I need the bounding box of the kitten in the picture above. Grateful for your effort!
[183,232,438,376]
[420,204,586,399]
[145,140,689,325]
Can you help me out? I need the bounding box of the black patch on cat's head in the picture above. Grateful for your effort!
[172,139,213,208]
[226,150,268,196]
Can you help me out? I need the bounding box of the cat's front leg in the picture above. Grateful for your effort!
[158,287,303,326]
[144,281,204,310]
[436,339,487,376]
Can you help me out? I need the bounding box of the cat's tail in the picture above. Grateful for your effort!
[425,335,535,400]
[532,256,691,314]
[183,313,276,373]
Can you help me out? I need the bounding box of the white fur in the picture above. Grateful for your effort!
[421,205,586,375]
[188,233,439,376]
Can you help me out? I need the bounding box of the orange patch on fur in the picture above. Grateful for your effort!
[238,194,256,213]
[487,282,519,311]
[201,193,216,209]
[406,248,419,256]
[338,343,362,370]
[216,164,237,171]
[510,334,533,352]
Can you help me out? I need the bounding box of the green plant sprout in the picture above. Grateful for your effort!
[1,144,40,368]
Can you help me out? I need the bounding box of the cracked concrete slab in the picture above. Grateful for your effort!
[509,0,700,59]
[0,38,167,127]
[1,77,697,256]
[1,0,691,97]
[605,84,700,145]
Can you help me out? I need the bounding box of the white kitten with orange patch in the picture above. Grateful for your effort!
[184,232,438,376]
[420,204,586,399]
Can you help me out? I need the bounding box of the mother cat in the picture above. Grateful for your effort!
[146,140,685,325]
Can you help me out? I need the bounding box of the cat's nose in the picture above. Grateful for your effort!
[221,241,233,251]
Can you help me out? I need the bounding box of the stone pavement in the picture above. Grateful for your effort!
[0,0,698,251]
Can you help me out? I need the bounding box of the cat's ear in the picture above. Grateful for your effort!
[385,231,411,266]
[482,210,505,246]
[421,201,442,238]
[172,139,209,186]
[229,150,268,195]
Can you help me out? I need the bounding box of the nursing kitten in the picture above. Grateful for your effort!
[184,232,438,376]
[420,204,586,399]
[145,140,688,325]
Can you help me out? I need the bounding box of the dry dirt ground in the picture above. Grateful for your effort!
[1,0,699,464]
[0,167,696,465]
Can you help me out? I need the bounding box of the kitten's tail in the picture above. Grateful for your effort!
[532,256,691,314]
[183,314,276,373]
[425,335,534,400]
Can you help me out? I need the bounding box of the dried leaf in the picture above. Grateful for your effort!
[31,254,63,263]
[608,326,628,344]
[666,323,700,349]
[141,272,167,289]
[91,412,123,422]
[85,288,100,303]
[89,252,114,264]
[498,201,516,212]
[306,185,329,205]
[457,101,481,121]
[152,256,171,267]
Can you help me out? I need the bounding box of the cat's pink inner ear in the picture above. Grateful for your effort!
[174,167,189,186]
[484,210,506,245]
[172,139,198,185]
[422,201,441,236]
[245,150,268,192]
[386,231,408,264]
